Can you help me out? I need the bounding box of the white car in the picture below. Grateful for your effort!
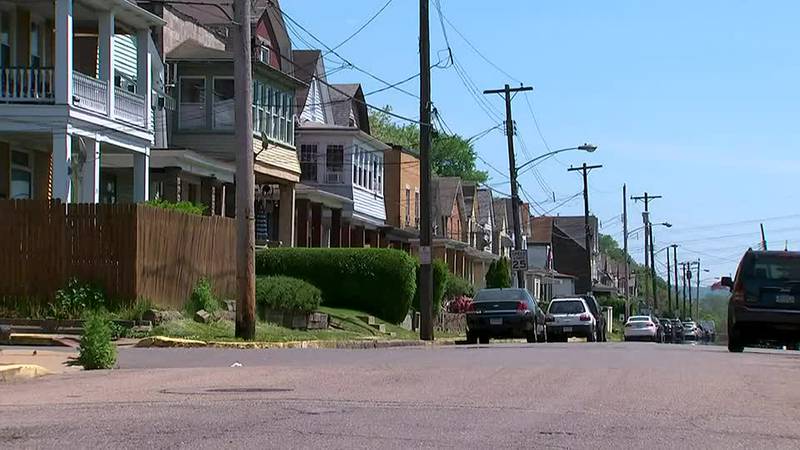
[624,315,659,342]
[545,297,597,342]
[683,322,700,341]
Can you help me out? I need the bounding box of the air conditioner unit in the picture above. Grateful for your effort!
[326,171,343,184]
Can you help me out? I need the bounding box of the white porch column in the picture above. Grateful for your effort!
[133,150,150,202]
[52,133,72,202]
[78,138,100,203]
[136,29,153,130]
[279,183,296,247]
[54,0,73,105]
[98,11,115,118]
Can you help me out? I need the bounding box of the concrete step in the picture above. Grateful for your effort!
[359,315,378,326]
[369,323,386,333]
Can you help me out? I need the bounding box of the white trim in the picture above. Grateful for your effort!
[9,147,34,199]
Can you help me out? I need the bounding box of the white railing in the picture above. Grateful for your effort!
[114,87,146,127]
[0,67,54,102]
[72,71,108,115]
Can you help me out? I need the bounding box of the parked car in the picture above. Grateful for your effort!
[683,321,700,341]
[623,315,659,342]
[580,294,607,342]
[465,288,547,344]
[670,319,685,343]
[725,250,800,352]
[699,320,716,342]
[659,318,674,343]
[545,297,597,342]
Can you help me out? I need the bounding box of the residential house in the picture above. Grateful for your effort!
[462,181,478,247]
[526,216,580,301]
[382,143,420,250]
[292,57,389,247]
[491,197,512,257]
[0,0,162,203]
[549,215,600,295]
[475,187,494,253]
[148,0,302,245]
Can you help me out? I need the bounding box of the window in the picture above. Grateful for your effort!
[375,157,382,193]
[366,153,373,190]
[300,144,317,182]
[258,45,270,64]
[252,82,260,132]
[30,22,41,68]
[0,11,10,67]
[414,190,420,226]
[179,77,206,129]
[10,151,32,199]
[213,78,234,129]
[326,145,344,184]
[405,188,411,226]
[287,94,294,145]
[271,90,280,139]
[352,149,358,183]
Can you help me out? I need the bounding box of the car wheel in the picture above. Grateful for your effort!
[466,331,477,345]
[587,328,596,342]
[538,324,548,343]
[728,326,744,353]
[526,321,538,343]
[479,335,490,344]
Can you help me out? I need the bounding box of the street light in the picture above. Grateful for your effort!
[516,143,598,175]
[628,222,671,237]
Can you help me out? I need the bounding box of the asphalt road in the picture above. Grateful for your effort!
[2,342,800,449]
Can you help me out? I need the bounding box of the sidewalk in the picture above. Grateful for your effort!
[0,348,80,381]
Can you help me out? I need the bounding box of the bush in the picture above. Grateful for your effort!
[51,278,106,320]
[186,278,220,315]
[256,248,417,324]
[412,259,448,313]
[446,295,473,313]
[445,274,474,300]
[77,311,117,370]
[145,199,206,216]
[255,276,321,313]
[485,257,512,289]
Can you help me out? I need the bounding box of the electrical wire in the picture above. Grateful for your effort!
[323,0,396,56]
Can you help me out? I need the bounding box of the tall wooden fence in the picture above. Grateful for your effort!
[0,200,235,309]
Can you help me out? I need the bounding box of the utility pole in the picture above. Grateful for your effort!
[666,249,672,313]
[648,223,657,311]
[631,192,662,307]
[418,0,434,341]
[483,84,533,289]
[681,263,687,319]
[760,223,767,250]
[672,244,679,317]
[687,263,693,320]
[568,163,603,294]
[696,259,701,319]
[623,184,629,319]
[233,0,255,340]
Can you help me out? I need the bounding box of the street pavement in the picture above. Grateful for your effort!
[2,342,800,449]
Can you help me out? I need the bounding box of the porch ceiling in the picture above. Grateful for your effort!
[23,0,164,32]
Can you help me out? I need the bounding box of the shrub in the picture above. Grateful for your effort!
[485,257,512,288]
[77,311,117,370]
[255,276,321,314]
[256,248,416,324]
[145,199,206,216]
[115,298,155,322]
[51,278,106,320]
[412,259,448,313]
[446,295,473,313]
[186,277,220,315]
[445,274,474,300]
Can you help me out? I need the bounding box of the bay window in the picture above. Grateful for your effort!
[179,77,206,129]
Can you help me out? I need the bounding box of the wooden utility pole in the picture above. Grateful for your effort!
[681,262,687,319]
[672,244,679,317]
[568,163,602,294]
[233,0,255,340]
[483,84,533,289]
[666,249,672,313]
[623,184,629,318]
[631,192,662,308]
[418,0,434,341]
[687,262,693,319]
[760,223,767,250]
[696,259,701,319]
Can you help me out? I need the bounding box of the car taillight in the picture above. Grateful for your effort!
[579,313,591,321]
[517,301,528,312]
[647,323,655,328]
[545,314,555,322]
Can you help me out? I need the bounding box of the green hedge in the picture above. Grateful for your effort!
[486,257,512,288]
[255,276,321,313]
[255,248,417,324]
[145,199,206,216]
[445,274,475,300]
[412,259,448,313]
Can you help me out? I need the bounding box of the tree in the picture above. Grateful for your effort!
[485,257,512,288]
[369,107,488,183]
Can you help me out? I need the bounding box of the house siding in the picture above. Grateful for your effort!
[300,78,324,123]
[352,185,386,222]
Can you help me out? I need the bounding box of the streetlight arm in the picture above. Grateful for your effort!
[516,143,597,174]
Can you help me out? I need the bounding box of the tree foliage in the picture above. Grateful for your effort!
[369,107,488,183]
[485,257,512,289]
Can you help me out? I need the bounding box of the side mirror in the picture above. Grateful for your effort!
[720,276,734,289]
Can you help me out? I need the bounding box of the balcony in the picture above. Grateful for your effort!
[0,68,55,103]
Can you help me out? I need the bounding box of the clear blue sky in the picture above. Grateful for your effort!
[283,0,800,284]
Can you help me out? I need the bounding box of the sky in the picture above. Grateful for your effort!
[282,0,800,284]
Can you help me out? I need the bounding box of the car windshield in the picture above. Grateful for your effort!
[684,323,695,327]
[474,289,527,302]
[629,316,650,322]
[747,255,800,281]
[549,300,585,314]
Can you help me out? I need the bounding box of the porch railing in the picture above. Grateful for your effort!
[0,67,54,103]
[72,71,108,115]
[115,87,146,127]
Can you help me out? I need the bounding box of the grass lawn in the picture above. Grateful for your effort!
[150,307,428,342]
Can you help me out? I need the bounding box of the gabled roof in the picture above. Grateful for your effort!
[492,198,508,229]
[329,83,370,133]
[461,181,477,218]
[166,39,231,61]
[530,216,554,244]
[476,188,494,227]
[434,177,464,219]
[292,49,335,126]
[553,216,598,250]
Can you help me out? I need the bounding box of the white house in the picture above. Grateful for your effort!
[0,0,163,203]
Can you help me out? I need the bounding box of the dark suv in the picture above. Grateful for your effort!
[659,318,674,343]
[580,294,607,342]
[724,250,800,352]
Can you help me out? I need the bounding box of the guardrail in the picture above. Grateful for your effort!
[0,67,54,102]
[72,71,108,115]
[115,87,146,127]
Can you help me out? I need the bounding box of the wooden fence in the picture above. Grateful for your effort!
[0,200,235,309]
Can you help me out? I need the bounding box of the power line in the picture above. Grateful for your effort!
[323,0,395,56]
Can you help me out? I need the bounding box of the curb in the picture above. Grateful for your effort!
[135,336,459,350]
[1,333,76,347]
[0,364,52,382]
